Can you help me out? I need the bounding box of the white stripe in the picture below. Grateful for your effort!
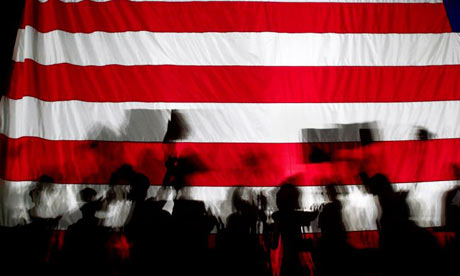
[2,97,460,142]
[39,0,444,3]
[14,27,460,66]
[1,179,456,231]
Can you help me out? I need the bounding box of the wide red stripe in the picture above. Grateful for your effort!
[8,61,460,103]
[20,1,451,33]
[1,135,459,185]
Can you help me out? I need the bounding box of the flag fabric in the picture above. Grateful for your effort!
[1,0,460,247]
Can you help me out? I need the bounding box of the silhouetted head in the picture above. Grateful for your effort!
[231,187,255,214]
[128,173,150,201]
[276,183,301,211]
[325,183,339,202]
[106,165,136,202]
[79,187,101,218]
[365,173,393,196]
[109,164,135,186]
[80,187,97,203]
[29,174,55,204]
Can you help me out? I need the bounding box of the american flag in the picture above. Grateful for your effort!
[1,0,460,249]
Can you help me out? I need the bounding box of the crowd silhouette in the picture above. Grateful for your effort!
[1,163,458,276]
[0,121,459,276]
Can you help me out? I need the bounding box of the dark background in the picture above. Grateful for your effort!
[1,1,25,96]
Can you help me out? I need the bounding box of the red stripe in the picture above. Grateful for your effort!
[2,135,459,185]
[8,61,460,103]
[21,1,451,33]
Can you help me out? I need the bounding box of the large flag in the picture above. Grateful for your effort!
[1,0,460,246]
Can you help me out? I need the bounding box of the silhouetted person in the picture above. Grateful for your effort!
[101,165,135,228]
[216,188,270,276]
[270,183,318,276]
[361,173,440,276]
[161,141,214,275]
[170,198,217,276]
[124,172,173,275]
[102,165,137,275]
[63,187,107,276]
[445,165,460,233]
[441,164,460,275]
[76,187,102,226]
[107,164,134,202]
[23,175,61,274]
[314,184,356,276]
[444,186,460,232]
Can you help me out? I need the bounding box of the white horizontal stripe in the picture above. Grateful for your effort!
[14,26,460,66]
[1,179,457,231]
[39,0,444,3]
[2,97,460,142]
